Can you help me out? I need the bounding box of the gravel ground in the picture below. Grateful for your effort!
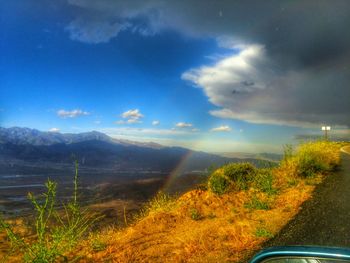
[264,149,350,248]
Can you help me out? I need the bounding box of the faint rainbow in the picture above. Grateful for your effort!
[161,150,194,192]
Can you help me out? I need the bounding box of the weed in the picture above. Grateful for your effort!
[231,207,238,214]
[253,169,278,195]
[287,179,298,187]
[294,141,340,177]
[296,152,328,177]
[255,228,273,238]
[140,191,176,217]
[189,208,201,221]
[245,196,270,210]
[91,238,107,252]
[207,213,216,219]
[0,161,100,262]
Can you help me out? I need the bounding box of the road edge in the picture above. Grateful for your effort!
[340,146,350,155]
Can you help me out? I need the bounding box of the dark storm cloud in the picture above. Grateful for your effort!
[66,0,350,64]
[65,0,350,127]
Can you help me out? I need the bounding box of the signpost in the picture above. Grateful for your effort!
[321,126,331,140]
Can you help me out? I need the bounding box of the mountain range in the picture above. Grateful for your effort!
[1,127,269,174]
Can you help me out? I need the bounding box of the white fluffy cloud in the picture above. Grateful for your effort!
[116,109,144,124]
[182,42,350,127]
[121,109,143,119]
[152,120,160,125]
[211,125,231,132]
[48,128,60,132]
[57,109,90,118]
[175,122,193,128]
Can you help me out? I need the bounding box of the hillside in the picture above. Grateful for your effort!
[0,141,345,262]
[63,141,342,262]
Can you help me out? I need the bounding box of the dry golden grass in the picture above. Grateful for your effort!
[0,218,33,263]
[1,141,345,262]
[71,183,316,263]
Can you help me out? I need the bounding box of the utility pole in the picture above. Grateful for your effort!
[321,126,331,141]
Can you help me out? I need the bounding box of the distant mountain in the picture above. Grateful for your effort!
[0,127,164,149]
[1,127,254,173]
[0,127,113,145]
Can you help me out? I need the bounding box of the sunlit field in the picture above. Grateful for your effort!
[0,141,344,262]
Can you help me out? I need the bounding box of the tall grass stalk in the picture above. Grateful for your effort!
[0,161,101,263]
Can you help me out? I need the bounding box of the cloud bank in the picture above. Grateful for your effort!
[65,0,350,127]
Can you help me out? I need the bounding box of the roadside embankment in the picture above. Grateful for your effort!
[67,141,343,262]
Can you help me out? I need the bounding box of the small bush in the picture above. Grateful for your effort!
[208,163,257,194]
[245,196,270,210]
[253,169,277,195]
[222,163,256,190]
[295,141,340,177]
[208,171,231,195]
[279,141,341,179]
[296,153,328,177]
[255,228,273,238]
[90,237,107,252]
[189,208,201,221]
[140,191,176,217]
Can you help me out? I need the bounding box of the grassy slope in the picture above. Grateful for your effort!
[69,142,343,263]
[0,141,346,262]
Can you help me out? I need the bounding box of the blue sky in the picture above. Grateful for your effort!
[1,1,349,153]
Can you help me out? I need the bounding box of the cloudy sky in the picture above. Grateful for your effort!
[1,0,350,152]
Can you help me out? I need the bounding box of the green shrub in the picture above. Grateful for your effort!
[208,163,257,195]
[245,196,270,210]
[253,169,277,195]
[0,161,100,263]
[293,141,340,178]
[255,227,273,238]
[222,163,256,190]
[91,237,107,252]
[189,208,201,221]
[296,152,329,177]
[208,172,231,195]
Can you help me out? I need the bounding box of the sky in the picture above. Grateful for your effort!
[1,0,350,153]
